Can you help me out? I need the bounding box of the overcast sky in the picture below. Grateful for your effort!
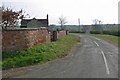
[2,0,119,25]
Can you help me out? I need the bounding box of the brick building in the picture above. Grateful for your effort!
[21,14,49,28]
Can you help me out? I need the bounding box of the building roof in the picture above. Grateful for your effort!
[21,15,49,28]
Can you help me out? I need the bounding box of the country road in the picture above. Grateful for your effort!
[7,34,118,78]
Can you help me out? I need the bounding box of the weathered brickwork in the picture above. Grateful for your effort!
[2,28,51,52]
[53,30,67,41]
[56,30,66,39]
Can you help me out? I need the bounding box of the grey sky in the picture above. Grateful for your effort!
[2,0,119,25]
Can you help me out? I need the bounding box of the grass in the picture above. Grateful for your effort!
[2,34,80,70]
[90,34,119,46]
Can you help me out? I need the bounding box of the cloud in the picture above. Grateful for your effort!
[2,0,119,24]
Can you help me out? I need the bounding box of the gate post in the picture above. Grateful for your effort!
[53,31,57,41]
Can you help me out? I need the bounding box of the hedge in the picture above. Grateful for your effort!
[90,30,120,36]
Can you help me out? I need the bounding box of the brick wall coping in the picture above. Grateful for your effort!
[2,27,47,31]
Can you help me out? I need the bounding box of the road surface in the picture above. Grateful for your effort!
[13,34,118,78]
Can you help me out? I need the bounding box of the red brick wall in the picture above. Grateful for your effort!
[2,28,51,52]
[53,30,67,41]
[57,30,66,39]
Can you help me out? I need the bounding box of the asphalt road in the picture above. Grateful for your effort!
[14,34,118,78]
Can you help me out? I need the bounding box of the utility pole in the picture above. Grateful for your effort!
[78,18,80,33]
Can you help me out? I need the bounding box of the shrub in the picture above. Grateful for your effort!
[90,30,120,36]
[90,31,101,34]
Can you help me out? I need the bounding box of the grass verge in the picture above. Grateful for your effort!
[90,34,119,46]
[2,34,80,70]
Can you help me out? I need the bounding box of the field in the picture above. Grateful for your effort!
[90,34,119,46]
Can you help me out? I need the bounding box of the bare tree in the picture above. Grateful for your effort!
[92,19,103,34]
[93,19,103,25]
[98,20,103,24]
[58,15,67,30]
[93,19,99,25]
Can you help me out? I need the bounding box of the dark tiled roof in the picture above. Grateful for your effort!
[21,18,48,28]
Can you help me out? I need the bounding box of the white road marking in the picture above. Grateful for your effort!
[100,50,110,75]
[94,41,99,47]
[95,38,101,41]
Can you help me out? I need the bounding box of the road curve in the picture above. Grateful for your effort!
[13,33,118,78]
